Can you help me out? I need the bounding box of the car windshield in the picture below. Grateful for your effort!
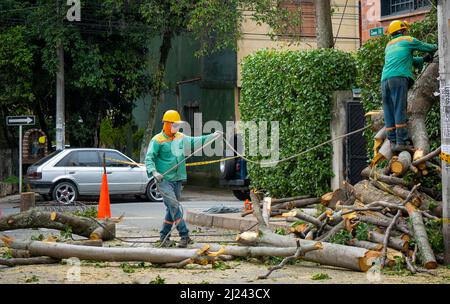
[31,150,63,166]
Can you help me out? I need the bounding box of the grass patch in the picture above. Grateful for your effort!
[25,275,39,283]
[120,262,152,273]
[149,275,166,284]
[311,273,331,280]
[71,207,98,218]
[212,260,231,270]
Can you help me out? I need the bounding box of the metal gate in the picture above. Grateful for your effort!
[345,101,368,185]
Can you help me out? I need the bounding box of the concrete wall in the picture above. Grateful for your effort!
[237,0,361,87]
[360,0,430,43]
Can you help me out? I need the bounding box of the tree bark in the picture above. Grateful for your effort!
[353,179,402,205]
[0,256,59,267]
[139,30,173,161]
[271,197,320,210]
[407,59,439,167]
[320,189,347,209]
[270,195,311,205]
[0,210,115,241]
[367,231,409,252]
[360,167,412,187]
[347,239,383,251]
[236,229,382,272]
[405,202,437,269]
[315,0,334,48]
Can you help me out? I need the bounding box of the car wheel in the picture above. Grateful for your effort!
[233,189,250,201]
[219,158,236,180]
[146,179,163,202]
[52,181,78,204]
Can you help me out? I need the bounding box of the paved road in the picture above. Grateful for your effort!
[0,185,243,234]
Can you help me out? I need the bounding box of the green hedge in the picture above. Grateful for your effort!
[239,49,356,197]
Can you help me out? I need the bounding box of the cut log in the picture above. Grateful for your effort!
[315,221,345,242]
[347,239,383,251]
[270,195,311,205]
[0,209,115,241]
[272,197,320,210]
[320,189,346,209]
[405,203,437,269]
[360,167,412,188]
[358,215,410,235]
[390,151,412,176]
[236,229,383,272]
[367,231,409,252]
[353,180,401,206]
[284,209,332,230]
[0,256,59,267]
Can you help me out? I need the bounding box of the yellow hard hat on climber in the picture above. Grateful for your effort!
[387,20,410,35]
[38,136,46,144]
[162,110,183,123]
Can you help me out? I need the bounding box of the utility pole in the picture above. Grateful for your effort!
[56,0,65,151]
[437,0,450,264]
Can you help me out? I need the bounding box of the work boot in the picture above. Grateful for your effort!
[392,143,415,153]
[158,237,176,248]
[178,236,193,248]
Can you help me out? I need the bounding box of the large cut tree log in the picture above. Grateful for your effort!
[405,203,437,269]
[236,230,383,272]
[407,59,439,167]
[353,180,402,206]
[0,210,115,241]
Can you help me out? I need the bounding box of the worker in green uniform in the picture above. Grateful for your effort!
[381,20,437,152]
[145,110,222,247]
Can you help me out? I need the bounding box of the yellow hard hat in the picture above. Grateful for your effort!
[162,110,182,123]
[387,20,410,35]
[38,136,46,144]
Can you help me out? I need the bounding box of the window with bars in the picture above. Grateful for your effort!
[381,0,431,17]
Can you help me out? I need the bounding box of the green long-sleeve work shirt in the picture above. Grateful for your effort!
[145,131,215,182]
[381,34,437,82]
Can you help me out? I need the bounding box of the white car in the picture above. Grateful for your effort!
[25,148,162,204]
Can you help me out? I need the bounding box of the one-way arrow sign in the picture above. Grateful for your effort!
[6,115,35,126]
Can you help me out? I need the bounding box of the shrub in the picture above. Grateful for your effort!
[240,49,356,197]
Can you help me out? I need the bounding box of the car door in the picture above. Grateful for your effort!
[103,150,145,194]
[57,150,103,195]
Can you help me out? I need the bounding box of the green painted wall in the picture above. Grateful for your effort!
[132,33,237,186]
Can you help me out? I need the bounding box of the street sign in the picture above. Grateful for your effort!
[6,115,35,126]
[370,27,384,37]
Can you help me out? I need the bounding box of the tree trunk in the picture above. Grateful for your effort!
[405,203,437,269]
[0,210,115,241]
[315,0,334,48]
[407,59,439,167]
[236,229,382,272]
[0,256,59,267]
[139,30,173,162]
[271,197,320,210]
[270,195,311,205]
[320,188,347,209]
[347,239,383,251]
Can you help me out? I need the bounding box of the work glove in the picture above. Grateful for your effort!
[422,53,434,63]
[152,171,163,182]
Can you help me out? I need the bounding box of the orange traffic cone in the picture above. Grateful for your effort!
[97,173,111,219]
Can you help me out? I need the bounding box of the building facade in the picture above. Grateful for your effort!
[360,0,432,42]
